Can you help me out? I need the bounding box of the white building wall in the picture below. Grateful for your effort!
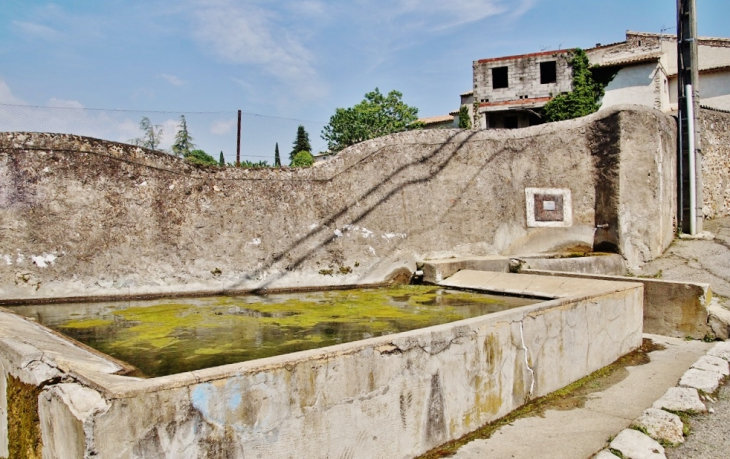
[700,72,730,111]
[600,63,659,110]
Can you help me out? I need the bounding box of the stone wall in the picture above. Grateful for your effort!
[700,107,730,219]
[0,106,676,301]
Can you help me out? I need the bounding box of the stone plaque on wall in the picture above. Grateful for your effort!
[525,188,572,227]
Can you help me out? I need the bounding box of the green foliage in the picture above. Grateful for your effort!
[457,105,471,129]
[543,49,604,122]
[218,151,225,166]
[291,125,311,161]
[290,151,314,167]
[238,160,270,168]
[321,88,420,153]
[274,142,281,167]
[172,115,195,157]
[131,116,164,150]
[184,149,218,166]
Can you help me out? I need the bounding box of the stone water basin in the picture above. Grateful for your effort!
[9,285,536,377]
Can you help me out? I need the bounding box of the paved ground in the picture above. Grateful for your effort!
[445,217,730,459]
[644,216,730,459]
[449,335,711,459]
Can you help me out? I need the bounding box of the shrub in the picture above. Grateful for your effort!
[290,151,314,167]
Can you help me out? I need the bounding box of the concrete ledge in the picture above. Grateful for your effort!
[522,270,712,339]
[515,253,627,276]
[421,256,509,284]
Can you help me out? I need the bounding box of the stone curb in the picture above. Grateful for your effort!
[594,341,730,459]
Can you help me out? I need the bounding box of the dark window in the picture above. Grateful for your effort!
[540,61,557,84]
[504,116,518,129]
[492,66,508,89]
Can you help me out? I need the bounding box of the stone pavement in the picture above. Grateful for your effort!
[445,217,730,459]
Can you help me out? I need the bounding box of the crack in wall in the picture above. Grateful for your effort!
[519,320,535,400]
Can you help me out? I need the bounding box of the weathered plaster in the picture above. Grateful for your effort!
[0,107,677,301]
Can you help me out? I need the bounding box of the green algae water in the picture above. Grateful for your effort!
[12,286,536,377]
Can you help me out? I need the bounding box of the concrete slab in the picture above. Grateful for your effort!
[438,270,640,299]
[421,256,509,284]
[449,335,711,459]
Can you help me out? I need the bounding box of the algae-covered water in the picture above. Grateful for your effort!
[11,286,536,377]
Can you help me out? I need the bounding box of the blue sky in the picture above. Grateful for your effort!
[1,0,728,162]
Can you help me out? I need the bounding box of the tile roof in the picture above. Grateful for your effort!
[418,115,455,125]
[594,52,663,68]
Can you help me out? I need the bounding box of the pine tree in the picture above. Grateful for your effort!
[172,115,195,157]
[290,125,311,161]
[219,151,225,166]
[274,143,281,167]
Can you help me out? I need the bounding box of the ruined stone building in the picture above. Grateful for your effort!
[421,31,730,130]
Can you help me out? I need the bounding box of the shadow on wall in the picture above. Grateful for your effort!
[235,129,484,290]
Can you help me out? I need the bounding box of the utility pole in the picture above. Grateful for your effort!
[236,110,242,167]
[677,0,702,234]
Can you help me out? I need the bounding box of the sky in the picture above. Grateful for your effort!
[1,0,728,163]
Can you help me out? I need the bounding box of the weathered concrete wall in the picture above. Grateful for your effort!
[700,108,730,219]
[523,270,712,339]
[0,274,643,459]
[0,106,675,301]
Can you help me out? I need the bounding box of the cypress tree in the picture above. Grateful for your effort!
[275,143,281,167]
[290,125,311,161]
[219,151,225,166]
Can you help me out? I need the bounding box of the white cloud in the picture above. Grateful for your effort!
[47,98,84,109]
[361,0,533,32]
[12,20,61,40]
[210,118,237,135]
[0,78,26,105]
[188,0,327,99]
[158,73,185,86]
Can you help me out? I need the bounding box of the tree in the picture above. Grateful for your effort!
[131,117,164,150]
[219,151,225,166]
[184,149,218,166]
[274,143,281,167]
[458,105,472,129]
[172,115,195,157]
[321,88,421,153]
[543,49,604,122]
[290,126,311,161]
[239,160,270,168]
[290,151,314,168]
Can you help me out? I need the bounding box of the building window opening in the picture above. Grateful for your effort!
[540,61,557,84]
[504,116,518,129]
[492,66,509,89]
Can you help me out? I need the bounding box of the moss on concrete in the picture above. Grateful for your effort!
[50,287,534,377]
[7,375,42,459]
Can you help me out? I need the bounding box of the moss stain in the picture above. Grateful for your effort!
[416,339,659,459]
[7,375,43,459]
[39,286,533,377]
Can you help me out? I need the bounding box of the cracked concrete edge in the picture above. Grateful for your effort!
[595,340,730,457]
